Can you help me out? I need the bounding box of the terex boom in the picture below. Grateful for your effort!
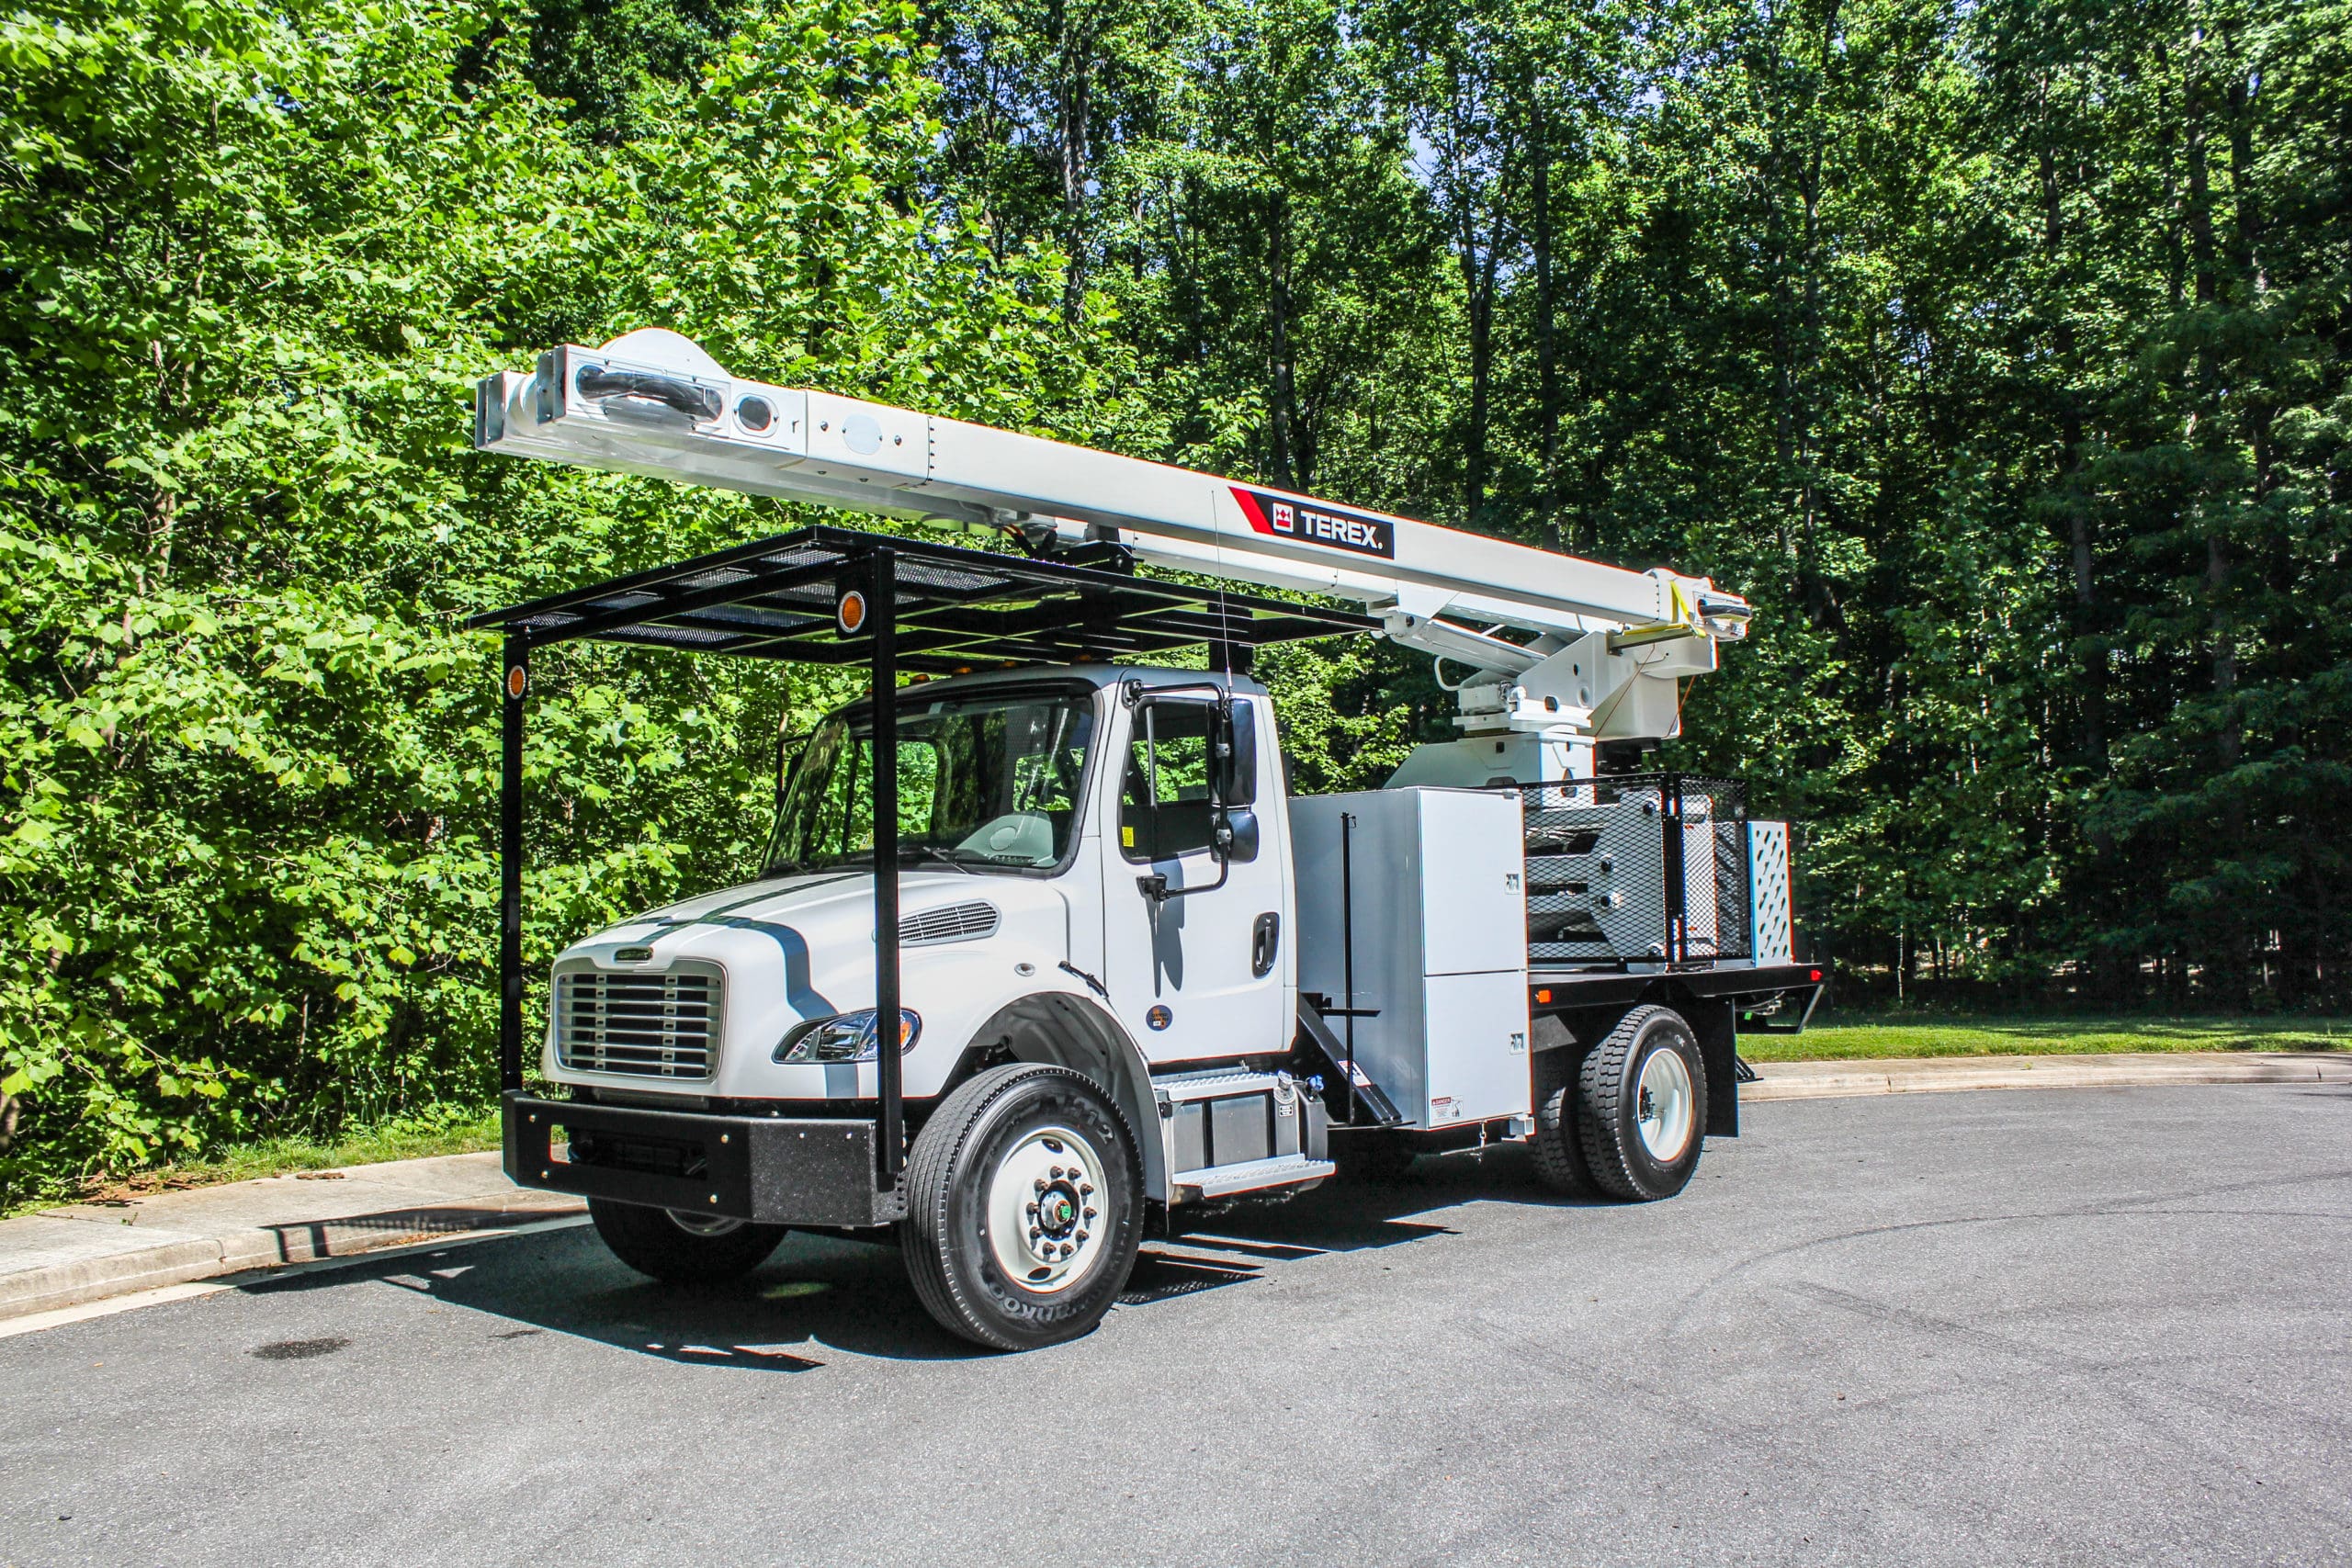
[470,329,1825,1349]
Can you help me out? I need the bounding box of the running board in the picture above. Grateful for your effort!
[1174,1154,1336,1201]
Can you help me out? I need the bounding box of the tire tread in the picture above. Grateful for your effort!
[899,1062,1138,1352]
[1530,1049,1595,1195]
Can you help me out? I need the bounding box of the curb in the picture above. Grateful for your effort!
[1745,1049,2352,1102]
[0,1152,584,1324]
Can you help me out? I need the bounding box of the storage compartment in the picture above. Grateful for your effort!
[1290,788,1532,1130]
[1160,1069,1321,1180]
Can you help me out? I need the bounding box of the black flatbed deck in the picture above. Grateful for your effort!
[1528,960,1826,1030]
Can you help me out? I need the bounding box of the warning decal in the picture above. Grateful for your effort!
[1230,485,1396,560]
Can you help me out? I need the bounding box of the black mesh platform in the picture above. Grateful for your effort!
[466,525,1375,672]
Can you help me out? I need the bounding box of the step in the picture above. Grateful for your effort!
[1173,1154,1337,1201]
[1152,1067,1291,1104]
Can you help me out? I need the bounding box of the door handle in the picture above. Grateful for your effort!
[1250,912,1280,978]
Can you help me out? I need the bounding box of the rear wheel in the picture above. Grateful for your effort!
[899,1064,1144,1351]
[1529,1049,1595,1195]
[589,1198,789,1282]
[1576,1005,1708,1201]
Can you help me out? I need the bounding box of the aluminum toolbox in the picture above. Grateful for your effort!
[1290,788,1532,1129]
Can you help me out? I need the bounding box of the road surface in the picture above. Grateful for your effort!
[4,1084,2346,1566]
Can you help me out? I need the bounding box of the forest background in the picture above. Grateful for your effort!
[0,0,2345,1200]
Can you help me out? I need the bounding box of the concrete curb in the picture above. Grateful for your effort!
[1745,1049,2352,1101]
[0,1151,584,1324]
[3,1052,2345,1325]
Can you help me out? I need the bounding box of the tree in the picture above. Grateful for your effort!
[0,0,1083,1201]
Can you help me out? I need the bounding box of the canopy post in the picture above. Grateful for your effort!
[500,635,528,1094]
[870,547,904,1184]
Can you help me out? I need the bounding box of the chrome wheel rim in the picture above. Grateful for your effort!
[986,1124,1107,1295]
[667,1210,746,1238]
[1634,1046,1695,1162]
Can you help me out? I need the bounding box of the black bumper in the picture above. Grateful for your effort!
[504,1093,902,1227]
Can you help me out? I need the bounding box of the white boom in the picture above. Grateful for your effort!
[474,330,1753,774]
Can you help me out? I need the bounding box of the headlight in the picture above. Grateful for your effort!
[774,1009,922,1064]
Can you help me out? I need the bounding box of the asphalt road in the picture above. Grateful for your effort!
[4,1084,2347,1568]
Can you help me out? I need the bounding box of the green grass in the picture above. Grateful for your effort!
[6,1103,502,1218]
[1745,1016,2352,1064]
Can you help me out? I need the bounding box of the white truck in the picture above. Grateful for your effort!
[471,330,1826,1350]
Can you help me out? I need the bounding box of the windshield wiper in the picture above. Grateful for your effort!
[901,844,978,874]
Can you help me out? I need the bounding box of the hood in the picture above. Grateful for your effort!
[548,868,1076,1098]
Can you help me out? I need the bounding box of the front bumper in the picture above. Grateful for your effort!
[503,1092,904,1227]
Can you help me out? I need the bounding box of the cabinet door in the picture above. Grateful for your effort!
[1417,791,1528,977]
[1420,970,1532,1128]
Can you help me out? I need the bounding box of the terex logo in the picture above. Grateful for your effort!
[1230,486,1396,560]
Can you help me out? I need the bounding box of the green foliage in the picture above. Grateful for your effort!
[4,0,2346,1198]
[926,0,2352,1007]
[0,0,1083,1202]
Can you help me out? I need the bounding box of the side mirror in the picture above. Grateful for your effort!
[1211,697,1259,807]
[1214,807,1261,864]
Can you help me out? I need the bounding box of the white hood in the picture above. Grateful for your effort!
[546,869,1078,1100]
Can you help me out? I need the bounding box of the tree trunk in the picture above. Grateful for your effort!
[1055,2,1097,323]
[1267,191,1302,491]
[1463,237,1497,527]
[1530,90,1561,550]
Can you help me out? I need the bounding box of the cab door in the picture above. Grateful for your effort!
[1098,688,1291,1066]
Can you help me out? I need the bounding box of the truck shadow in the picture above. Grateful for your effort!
[239,1141,1603,1367]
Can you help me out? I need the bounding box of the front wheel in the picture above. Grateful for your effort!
[588,1198,789,1282]
[899,1064,1145,1351]
[1576,1005,1708,1201]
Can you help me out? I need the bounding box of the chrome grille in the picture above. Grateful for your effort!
[899,901,1000,946]
[555,970,718,1078]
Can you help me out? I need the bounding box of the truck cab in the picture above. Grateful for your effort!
[543,665,1296,1133]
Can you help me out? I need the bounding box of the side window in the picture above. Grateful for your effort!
[1119,702,1215,863]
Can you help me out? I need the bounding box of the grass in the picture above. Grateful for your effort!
[1742,1015,2352,1064]
[6,1103,502,1219]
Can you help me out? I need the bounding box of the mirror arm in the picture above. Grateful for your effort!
[1137,855,1230,904]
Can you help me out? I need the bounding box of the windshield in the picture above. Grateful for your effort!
[763,685,1098,876]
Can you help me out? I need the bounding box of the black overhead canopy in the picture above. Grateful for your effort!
[465,525,1375,672]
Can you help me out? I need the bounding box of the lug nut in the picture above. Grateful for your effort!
[1035,1178,1047,1192]
[1076,1230,1090,1243]
[1082,1206,1097,1220]
[1079,1183,1093,1196]
[1050,1166,1064,1179]
[1025,1201,1038,1217]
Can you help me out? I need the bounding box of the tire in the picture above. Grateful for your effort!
[1576,1005,1708,1201]
[588,1197,789,1283]
[899,1064,1145,1351]
[1529,1048,1596,1195]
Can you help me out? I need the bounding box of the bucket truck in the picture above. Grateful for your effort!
[469,329,1826,1350]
